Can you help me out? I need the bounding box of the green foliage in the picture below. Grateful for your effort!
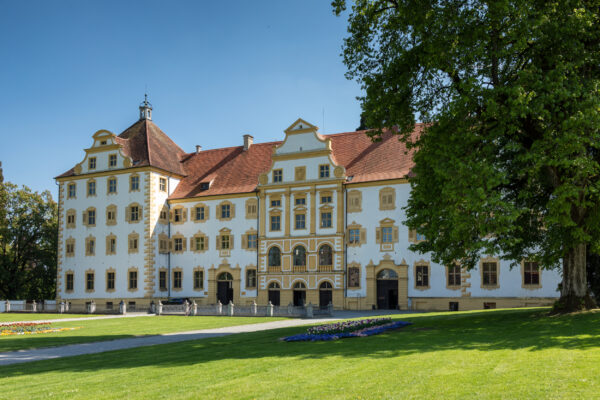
[333,1,600,279]
[0,181,57,299]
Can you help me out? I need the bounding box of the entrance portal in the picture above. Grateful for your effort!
[292,281,306,306]
[319,281,333,308]
[268,282,280,306]
[376,269,399,309]
[217,272,234,305]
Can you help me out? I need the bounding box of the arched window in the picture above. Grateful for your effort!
[377,269,398,279]
[293,245,306,266]
[268,282,280,289]
[217,272,233,281]
[318,244,333,266]
[293,281,306,289]
[268,247,281,267]
[320,281,333,289]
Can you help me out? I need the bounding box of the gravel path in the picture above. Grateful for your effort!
[0,317,336,366]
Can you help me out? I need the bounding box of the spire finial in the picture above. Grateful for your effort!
[139,93,153,121]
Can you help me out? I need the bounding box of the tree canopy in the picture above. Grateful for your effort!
[334,0,600,311]
[0,182,57,300]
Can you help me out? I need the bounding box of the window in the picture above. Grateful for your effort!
[85,237,95,256]
[194,236,205,251]
[349,229,360,244]
[86,272,94,291]
[379,187,396,210]
[65,239,75,257]
[273,169,283,183]
[321,195,332,204]
[129,270,138,290]
[67,183,76,198]
[174,208,183,222]
[348,265,360,288]
[173,270,182,289]
[245,199,257,219]
[129,205,140,222]
[107,272,115,291]
[382,227,393,243]
[159,208,168,222]
[221,204,230,219]
[159,270,167,291]
[130,175,140,191]
[270,199,281,207]
[66,209,76,228]
[348,190,362,212]
[106,205,116,225]
[108,177,117,194]
[268,247,281,267]
[482,262,498,287]
[447,265,461,287]
[523,261,540,286]
[86,209,96,226]
[415,264,429,288]
[318,244,333,267]
[295,213,306,229]
[295,166,306,181]
[320,212,332,228]
[319,164,330,178]
[87,180,96,196]
[295,197,306,206]
[174,238,183,252]
[247,233,257,249]
[449,302,459,311]
[194,270,204,289]
[484,302,496,309]
[293,246,306,267]
[416,232,427,241]
[271,215,281,231]
[159,235,169,253]
[66,273,74,291]
[246,269,257,288]
[88,157,96,170]
[159,177,167,192]
[221,234,230,249]
[106,236,116,255]
[109,154,117,167]
[128,234,139,253]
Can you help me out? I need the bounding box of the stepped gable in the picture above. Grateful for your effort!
[170,124,423,199]
[115,119,186,175]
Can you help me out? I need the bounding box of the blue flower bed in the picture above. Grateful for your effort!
[283,320,412,342]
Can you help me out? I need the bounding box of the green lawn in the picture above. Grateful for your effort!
[0,308,598,399]
[0,315,285,352]
[0,313,94,322]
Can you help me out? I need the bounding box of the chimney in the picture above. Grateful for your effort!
[243,134,253,151]
[195,145,202,154]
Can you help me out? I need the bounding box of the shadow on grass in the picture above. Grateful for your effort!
[1,308,598,378]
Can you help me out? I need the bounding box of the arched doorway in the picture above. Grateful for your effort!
[217,272,234,305]
[319,281,333,308]
[292,281,306,306]
[268,282,280,306]
[376,269,398,309]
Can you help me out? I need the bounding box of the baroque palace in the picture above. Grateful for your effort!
[55,99,561,311]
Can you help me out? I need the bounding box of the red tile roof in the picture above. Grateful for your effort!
[170,125,423,199]
[57,117,423,196]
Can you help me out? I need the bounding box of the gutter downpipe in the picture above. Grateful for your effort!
[167,177,172,299]
[256,191,260,302]
[343,183,348,307]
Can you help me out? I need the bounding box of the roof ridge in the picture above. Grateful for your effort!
[180,140,282,157]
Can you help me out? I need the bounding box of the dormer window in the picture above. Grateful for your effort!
[100,140,107,145]
[200,182,210,191]
[89,157,96,170]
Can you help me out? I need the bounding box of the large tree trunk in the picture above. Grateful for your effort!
[555,243,597,313]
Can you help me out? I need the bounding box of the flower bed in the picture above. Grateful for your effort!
[284,319,412,342]
[0,322,81,336]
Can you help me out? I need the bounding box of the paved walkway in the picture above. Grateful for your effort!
[0,310,414,367]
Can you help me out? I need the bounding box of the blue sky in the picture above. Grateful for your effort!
[0,1,362,195]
